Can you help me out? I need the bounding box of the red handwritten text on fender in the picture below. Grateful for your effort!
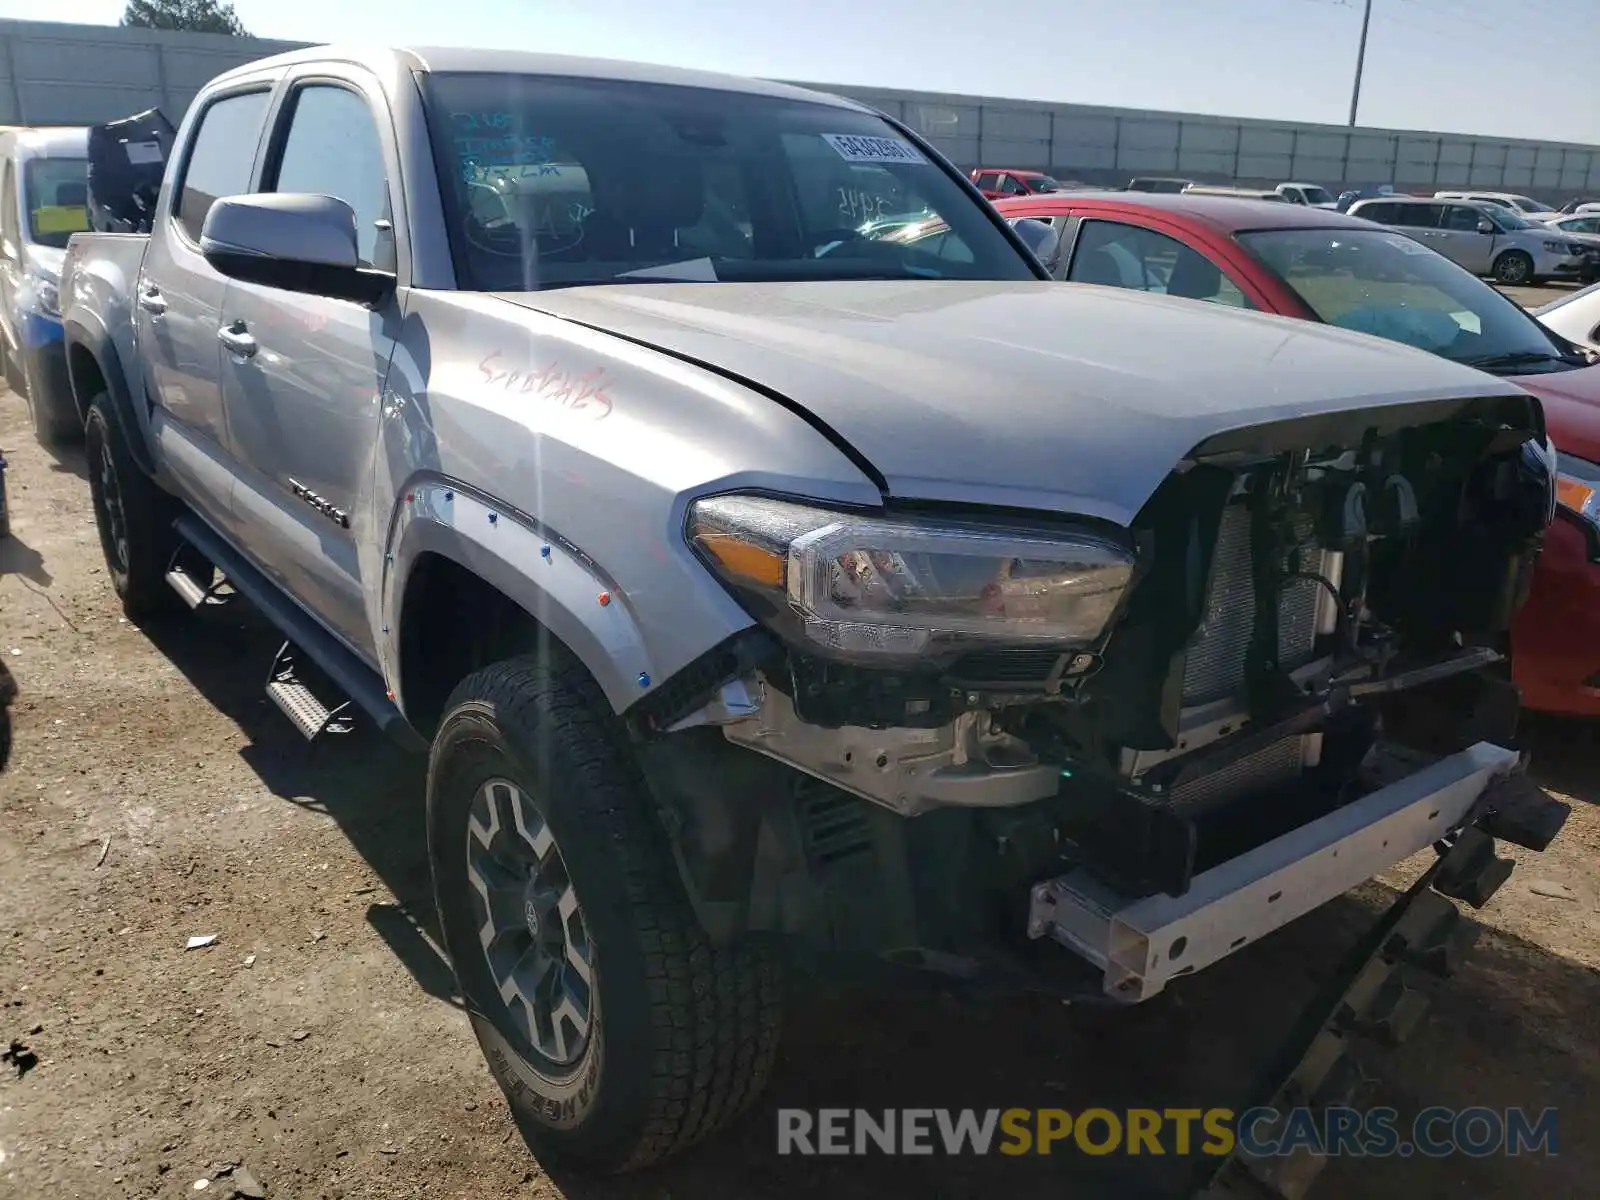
[478,351,615,420]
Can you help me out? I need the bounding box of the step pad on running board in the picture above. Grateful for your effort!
[266,641,354,741]
[165,564,228,609]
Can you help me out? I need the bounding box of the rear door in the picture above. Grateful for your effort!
[140,81,276,528]
[215,68,404,661]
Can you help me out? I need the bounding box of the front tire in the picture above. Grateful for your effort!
[84,394,181,619]
[19,353,79,445]
[427,654,783,1172]
[1493,250,1535,286]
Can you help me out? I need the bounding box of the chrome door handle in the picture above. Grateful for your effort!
[217,320,258,358]
[137,287,168,316]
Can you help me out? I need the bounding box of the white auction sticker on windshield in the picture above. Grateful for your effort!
[821,133,926,165]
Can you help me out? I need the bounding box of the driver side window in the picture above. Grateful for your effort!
[269,84,394,271]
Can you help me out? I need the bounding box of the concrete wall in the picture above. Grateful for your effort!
[0,18,303,127]
[2,17,1597,196]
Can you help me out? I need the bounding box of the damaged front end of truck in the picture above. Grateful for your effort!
[636,390,1571,1007]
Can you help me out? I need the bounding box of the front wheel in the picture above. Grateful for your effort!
[1492,251,1535,286]
[427,654,783,1172]
[19,353,79,445]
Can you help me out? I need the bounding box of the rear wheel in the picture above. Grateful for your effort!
[1493,250,1535,286]
[428,654,783,1172]
[84,394,181,619]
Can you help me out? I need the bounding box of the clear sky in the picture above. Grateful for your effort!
[4,0,1597,145]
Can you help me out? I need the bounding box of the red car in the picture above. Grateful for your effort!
[968,168,1062,200]
[992,191,1600,717]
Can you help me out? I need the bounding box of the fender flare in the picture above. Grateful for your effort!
[380,475,657,716]
[62,314,157,478]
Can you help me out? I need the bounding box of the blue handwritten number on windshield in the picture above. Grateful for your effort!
[452,111,513,132]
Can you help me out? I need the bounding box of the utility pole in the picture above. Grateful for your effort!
[1348,0,1374,127]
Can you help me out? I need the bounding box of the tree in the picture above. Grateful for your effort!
[121,0,251,36]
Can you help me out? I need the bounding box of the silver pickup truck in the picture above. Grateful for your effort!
[59,44,1567,1178]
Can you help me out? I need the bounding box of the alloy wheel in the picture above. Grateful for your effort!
[464,778,595,1066]
[97,440,130,573]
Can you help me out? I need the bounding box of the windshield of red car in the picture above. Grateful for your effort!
[1239,227,1581,373]
[421,72,1039,291]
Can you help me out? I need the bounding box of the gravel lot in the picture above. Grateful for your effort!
[1,291,1597,1200]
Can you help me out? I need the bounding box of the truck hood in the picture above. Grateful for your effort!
[497,280,1530,525]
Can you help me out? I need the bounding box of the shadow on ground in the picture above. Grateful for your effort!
[131,604,1600,1200]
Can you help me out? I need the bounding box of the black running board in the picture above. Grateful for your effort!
[173,513,426,753]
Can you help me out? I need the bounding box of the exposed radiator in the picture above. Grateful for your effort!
[1169,734,1307,810]
[1181,505,1323,707]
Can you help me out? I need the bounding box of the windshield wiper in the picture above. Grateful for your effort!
[1460,350,1573,371]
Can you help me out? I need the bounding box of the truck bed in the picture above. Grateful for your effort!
[61,231,149,402]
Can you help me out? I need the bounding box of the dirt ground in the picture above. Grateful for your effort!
[0,347,1597,1200]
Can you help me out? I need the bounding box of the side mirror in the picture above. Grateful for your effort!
[1477,218,1495,234]
[200,193,393,306]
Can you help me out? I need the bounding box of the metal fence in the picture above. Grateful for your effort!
[794,84,1600,195]
[1,17,1596,197]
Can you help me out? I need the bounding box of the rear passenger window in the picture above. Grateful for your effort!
[176,90,271,243]
[1389,204,1439,229]
[269,85,394,271]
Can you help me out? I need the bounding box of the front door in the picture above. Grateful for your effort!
[217,77,402,662]
[1434,203,1496,274]
[139,86,274,527]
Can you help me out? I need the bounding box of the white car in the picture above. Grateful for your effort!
[1350,196,1593,285]
[1532,281,1600,350]
[1275,182,1337,208]
[1434,190,1561,223]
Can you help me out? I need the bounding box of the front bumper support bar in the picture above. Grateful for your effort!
[1027,742,1521,1003]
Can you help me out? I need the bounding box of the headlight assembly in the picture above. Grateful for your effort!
[688,494,1138,663]
[1556,450,1600,543]
[25,270,59,317]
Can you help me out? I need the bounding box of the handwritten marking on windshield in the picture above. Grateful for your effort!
[478,352,615,420]
[838,187,892,223]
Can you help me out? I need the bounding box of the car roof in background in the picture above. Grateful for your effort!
[992,191,1379,234]
[8,126,88,158]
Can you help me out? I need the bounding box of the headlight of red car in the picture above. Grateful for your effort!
[1555,450,1600,557]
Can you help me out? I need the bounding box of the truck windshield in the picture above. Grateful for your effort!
[23,157,90,248]
[420,72,1039,291]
